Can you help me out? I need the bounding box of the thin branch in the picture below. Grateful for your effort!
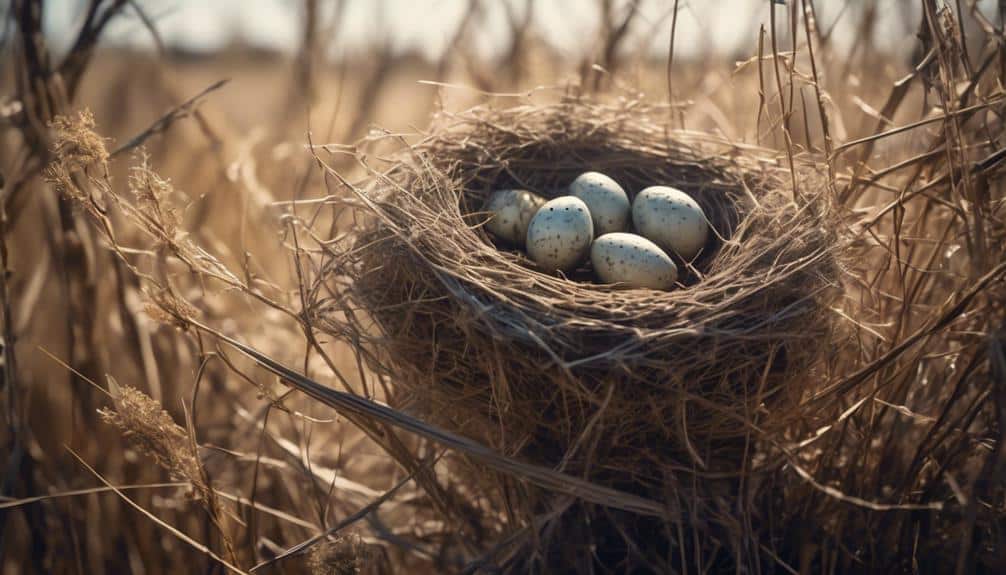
[110,79,230,159]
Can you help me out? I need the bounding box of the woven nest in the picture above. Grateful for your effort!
[331,100,841,564]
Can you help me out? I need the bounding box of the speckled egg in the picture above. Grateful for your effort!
[482,189,547,246]
[591,233,678,290]
[569,171,631,236]
[526,196,594,273]
[632,186,710,260]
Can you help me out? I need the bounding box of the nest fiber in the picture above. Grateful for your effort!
[332,100,841,564]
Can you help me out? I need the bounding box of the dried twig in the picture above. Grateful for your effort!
[110,78,230,159]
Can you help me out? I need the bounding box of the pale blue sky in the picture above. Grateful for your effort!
[41,1,946,61]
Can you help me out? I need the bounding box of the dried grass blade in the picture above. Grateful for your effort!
[66,448,250,575]
[249,467,416,572]
[190,319,672,519]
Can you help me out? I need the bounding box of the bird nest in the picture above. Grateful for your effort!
[323,100,842,566]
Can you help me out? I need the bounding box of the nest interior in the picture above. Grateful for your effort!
[337,102,841,544]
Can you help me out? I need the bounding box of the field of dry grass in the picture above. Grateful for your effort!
[1,1,1005,573]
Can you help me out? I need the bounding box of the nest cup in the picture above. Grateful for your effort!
[339,101,839,562]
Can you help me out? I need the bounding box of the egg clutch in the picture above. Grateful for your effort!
[482,172,710,290]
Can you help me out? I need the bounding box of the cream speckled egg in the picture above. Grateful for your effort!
[632,186,709,260]
[569,171,631,236]
[526,196,594,273]
[591,233,678,290]
[482,189,547,246]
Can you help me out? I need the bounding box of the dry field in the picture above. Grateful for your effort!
[1,1,1005,573]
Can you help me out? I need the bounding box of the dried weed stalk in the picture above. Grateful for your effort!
[99,382,239,564]
[99,384,208,507]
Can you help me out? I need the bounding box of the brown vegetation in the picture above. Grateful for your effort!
[1,0,1004,573]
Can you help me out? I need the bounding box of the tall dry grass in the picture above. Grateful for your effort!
[0,0,1004,573]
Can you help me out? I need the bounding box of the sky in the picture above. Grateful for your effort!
[38,0,957,62]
